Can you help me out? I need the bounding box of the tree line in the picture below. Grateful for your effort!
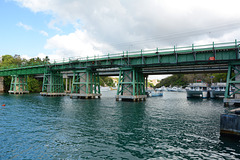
[0,54,116,93]
[154,73,227,88]
[0,55,49,92]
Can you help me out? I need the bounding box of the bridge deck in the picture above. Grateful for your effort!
[0,40,239,76]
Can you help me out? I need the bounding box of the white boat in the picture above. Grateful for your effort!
[186,83,209,98]
[155,88,162,91]
[167,86,185,92]
[100,86,110,91]
[209,83,226,98]
[167,87,178,92]
[177,87,186,92]
[149,89,163,97]
[161,86,167,91]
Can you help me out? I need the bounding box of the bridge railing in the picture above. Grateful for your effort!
[0,40,239,71]
[51,40,239,64]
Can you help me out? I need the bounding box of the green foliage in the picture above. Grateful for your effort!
[3,76,11,92]
[155,73,228,88]
[0,55,47,93]
[148,82,154,88]
[212,73,227,82]
[100,76,115,87]
[27,76,42,93]
[155,74,188,88]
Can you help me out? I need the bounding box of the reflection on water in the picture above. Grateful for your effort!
[0,91,240,159]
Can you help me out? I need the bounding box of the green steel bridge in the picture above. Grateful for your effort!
[1,40,240,103]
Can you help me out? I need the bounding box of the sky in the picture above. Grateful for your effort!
[1,0,240,79]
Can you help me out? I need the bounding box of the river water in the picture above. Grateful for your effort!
[0,91,239,159]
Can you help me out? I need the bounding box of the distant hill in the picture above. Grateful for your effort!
[155,73,227,88]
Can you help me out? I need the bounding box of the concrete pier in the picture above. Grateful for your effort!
[9,91,29,94]
[40,92,66,96]
[116,68,146,102]
[8,75,29,94]
[220,108,240,137]
[70,93,101,99]
[115,95,146,101]
[223,99,240,107]
[0,77,4,93]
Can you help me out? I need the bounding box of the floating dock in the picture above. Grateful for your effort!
[223,98,240,107]
[220,108,240,137]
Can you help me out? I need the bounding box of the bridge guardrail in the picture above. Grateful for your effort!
[51,40,239,64]
[0,40,239,71]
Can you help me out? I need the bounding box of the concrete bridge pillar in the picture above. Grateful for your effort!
[9,75,29,94]
[40,70,66,96]
[63,74,71,94]
[69,77,72,92]
[116,68,147,101]
[224,64,240,106]
[70,69,101,99]
[145,75,148,91]
[0,77,4,93]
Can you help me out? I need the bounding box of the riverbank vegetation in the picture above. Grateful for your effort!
[0,54,116,92]
[0,54,47,92]
[155,73,227,88]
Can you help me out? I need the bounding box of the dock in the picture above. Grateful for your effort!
[220,108,240,137]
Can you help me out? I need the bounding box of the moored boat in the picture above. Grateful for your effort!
[147,89,163,97]
[100,86,110,91]
[209,83,226,98]
[186,82,209,98]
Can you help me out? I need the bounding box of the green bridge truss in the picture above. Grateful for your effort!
[0,40,239,76]
[0,40,240,101]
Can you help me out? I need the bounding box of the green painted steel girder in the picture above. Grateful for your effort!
[0,40,239,77]
[42,69,64,93]
[117,67,145,96]
[9,75,28,92]
[71,69,100,95]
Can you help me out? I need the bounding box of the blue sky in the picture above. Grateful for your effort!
[0,0,49,56]
[0,0,76,59]
[1,0,240,80]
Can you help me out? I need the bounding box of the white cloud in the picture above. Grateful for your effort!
[16,22,32,30]
[44,29,114,61]
[40,30,48,37]
[48,20,62,32]
[21,54,31,60]
[14,0,240,59]
[149,75,171,80]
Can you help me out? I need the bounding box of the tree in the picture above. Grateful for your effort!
[0,55,48,93]
[27,76,42,93]
[100,76,115,87]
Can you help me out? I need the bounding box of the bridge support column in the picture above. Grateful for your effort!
[0,77,4,93]
[9,75,29,94]
[224,64,240,106]
[70,69,101,99]
[145,75,148,91]
[63,74,71,94]
[116,68,147,101]
[40,70,66,96]
[69,77,72,92]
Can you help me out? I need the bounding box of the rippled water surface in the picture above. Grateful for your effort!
[0,91,240,159]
